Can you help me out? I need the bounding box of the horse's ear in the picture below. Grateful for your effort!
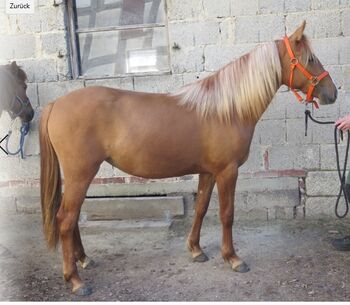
[10,61,19,74]
[290,20,306,42]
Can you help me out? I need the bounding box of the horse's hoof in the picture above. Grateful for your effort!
[73,284,92,296]
[79,256,95,269]
[193,252,209,263]
[232,261,250,273]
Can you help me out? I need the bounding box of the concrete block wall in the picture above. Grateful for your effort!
[0,0,349,220]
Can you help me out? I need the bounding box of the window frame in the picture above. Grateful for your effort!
[66,0,171,80]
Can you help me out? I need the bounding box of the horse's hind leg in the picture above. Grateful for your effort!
[187,173,215,262]
[74,225,94,269]
[57,165,99,296]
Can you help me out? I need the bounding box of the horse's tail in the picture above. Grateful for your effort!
[39,102,61,250]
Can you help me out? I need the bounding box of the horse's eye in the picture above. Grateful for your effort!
[24,84,27,90]
[308,57,314,64]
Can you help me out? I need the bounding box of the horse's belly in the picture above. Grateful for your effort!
[106,141,201,179]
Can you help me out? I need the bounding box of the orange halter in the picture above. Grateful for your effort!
[283,36,329,109]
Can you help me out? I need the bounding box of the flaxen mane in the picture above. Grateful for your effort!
[174,41,282,123]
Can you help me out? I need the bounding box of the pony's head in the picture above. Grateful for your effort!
[279,21,337,106]
[0,61,34,122]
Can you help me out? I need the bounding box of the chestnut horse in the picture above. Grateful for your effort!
[40,22,337,295]
[0,61,34,123]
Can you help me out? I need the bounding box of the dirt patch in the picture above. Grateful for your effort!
[1,214,350,301]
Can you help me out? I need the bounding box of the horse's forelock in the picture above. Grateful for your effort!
[299,34,317,66]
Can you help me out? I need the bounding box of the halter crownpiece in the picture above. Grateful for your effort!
[283,36,329,109]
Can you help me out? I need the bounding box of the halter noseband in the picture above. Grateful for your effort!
[283,36,329,109]
[8,95,31,119]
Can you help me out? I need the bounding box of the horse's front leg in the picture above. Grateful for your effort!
[187,173,215,262]
[216,164,250,273]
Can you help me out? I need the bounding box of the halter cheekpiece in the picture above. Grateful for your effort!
[283,36,329,109]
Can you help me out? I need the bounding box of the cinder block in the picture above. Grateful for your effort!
[258,0,284,14]
[41,32,67,56]
[85,78,134,91]
[95,162,114,179]
[170,47,204,74]
[340,0,350,8]
[24,131,40,156]
[0,13,10,33]
[219,18,235,45]
[286,93,308,119]
[235,15,284,43]
[312,123,336,144]
[38,81,84,105]
[258,119,286,145]
[286,11,341,39]
[17,59,58,83]
[311,0,341,10]
[204,43,254,71]
[311,102,339,119]
[339,91,350,114]
[268,144,320,170]
[273,206,295,220]
[339,37,350,64]
[81,196,184,220]
[39,6,65,32]
[0,155,40,181]
[8,14,41,33]
[286,119,313,144]
[86,179,198,197]
[203,0,231,18]
[261,93,287,120]
[239,145,265,173]
[320,144,348,170]
[311,38,340,65]
[325,65,343,90]
[246,189,299,209]
[285,0,311,12]
[56,55,71,81]
[167,0,204,20]
[343,66,350,91]
[16,196,41,213]
[343,9,350,36]
[230,0,258,16]
[26,83,39,108]
[133,74,183,93]
[0,197,17,215]
[235,208,268,221]
[0,35,36,60]
[306,171,340,196]
[237,176,300,192]
[168,22,195,48]
[0,156,21,182]
[305,197,338,218]
[169,21,220,48]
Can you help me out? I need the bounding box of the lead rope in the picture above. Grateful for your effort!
[305,109,350,218]
[5,121,30,159]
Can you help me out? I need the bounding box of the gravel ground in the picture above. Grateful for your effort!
[1,213,350,301]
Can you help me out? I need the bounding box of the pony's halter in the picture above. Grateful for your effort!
[8,95,31,119]
[283,36,329,109]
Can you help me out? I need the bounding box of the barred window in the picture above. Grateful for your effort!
[67,0,170,78]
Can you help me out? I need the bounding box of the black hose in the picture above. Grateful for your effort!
[305,110,349,218]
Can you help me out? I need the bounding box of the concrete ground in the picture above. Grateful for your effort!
[1,213,350,301]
